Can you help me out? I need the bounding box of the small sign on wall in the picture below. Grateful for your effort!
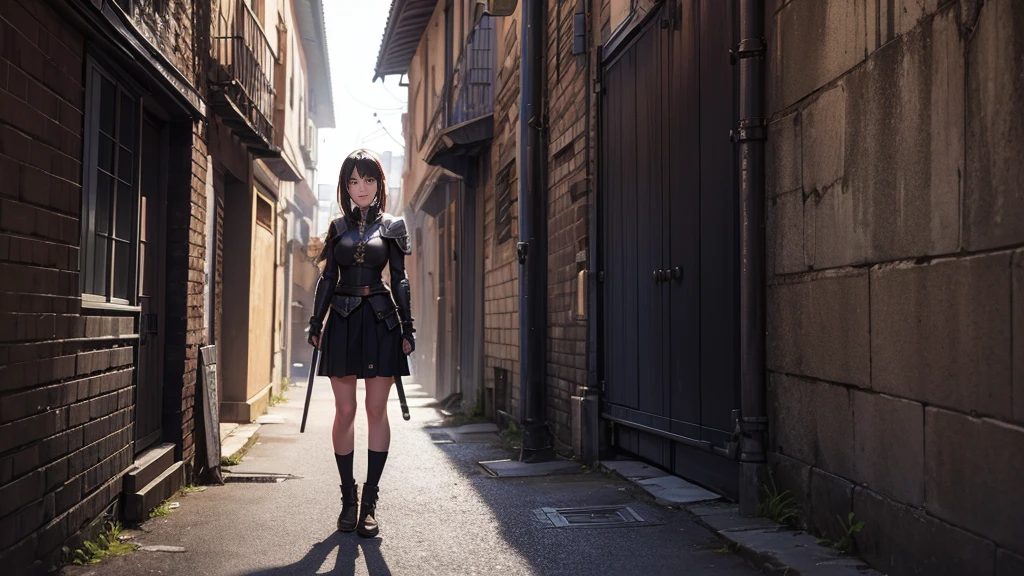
[198,345,224,484]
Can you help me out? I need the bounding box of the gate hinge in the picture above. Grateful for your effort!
[730,117,768,143]
[730,37,767,64]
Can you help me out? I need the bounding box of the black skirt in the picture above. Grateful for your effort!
[316,301,410,379]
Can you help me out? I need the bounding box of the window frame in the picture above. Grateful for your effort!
[603,0,664,62]
[80,57,144,311]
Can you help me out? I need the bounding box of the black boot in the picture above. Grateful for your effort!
[357,485,379,538]
[337,483,359,532]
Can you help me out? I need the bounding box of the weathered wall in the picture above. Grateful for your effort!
[765,1,1024,574]
[0,0,207,572]
[543,0,590,451]
[483,7,522,420]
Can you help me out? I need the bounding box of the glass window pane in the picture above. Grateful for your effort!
[92,235,110,296]
[119,94,136,148]
[100,76,116,136]
[95,172,112,235]
[113,240,131,300]
[114,179,136,240]
[118,146,133,184]
[98,134,115,174]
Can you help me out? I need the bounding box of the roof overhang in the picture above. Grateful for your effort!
[295,0,335,128]
[409,165,460,216]
[423,113,495,175]
[374,0,440,81]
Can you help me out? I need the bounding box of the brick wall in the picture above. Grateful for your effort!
[0,1,136,571]
[0,0,207,572]
[162,121,207,467]
[484,18,522,418]
[764,1,1024,575]
[543,0,590,451]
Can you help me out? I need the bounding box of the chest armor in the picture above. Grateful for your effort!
[333,219,388,286]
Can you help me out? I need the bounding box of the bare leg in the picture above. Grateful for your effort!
[364,377,393,452]
[330,376,358,454]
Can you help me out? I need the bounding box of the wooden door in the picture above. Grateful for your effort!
[599,0,740,497]
[135,116,167,454]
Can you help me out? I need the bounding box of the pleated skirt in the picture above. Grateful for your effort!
[316,301,410,379]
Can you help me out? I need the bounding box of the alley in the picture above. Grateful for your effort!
[60,375,758,576]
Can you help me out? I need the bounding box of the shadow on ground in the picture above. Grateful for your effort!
[242,532,392,576]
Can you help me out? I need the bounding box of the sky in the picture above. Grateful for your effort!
[317,0,408,200]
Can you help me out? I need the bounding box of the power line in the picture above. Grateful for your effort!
[382,83,408,105]
[375,118,405,150]
[342,83,405,112]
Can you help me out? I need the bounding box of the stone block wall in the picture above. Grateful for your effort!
[765,1,1024,574]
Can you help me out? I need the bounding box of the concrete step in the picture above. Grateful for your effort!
[221,423,260,462]
[124,460,184,523]
[123,443,175,495]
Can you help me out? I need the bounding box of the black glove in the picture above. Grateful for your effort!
[402,325,415,354]
[308,316,323,347]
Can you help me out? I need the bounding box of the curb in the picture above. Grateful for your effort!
[686,502,884,576]
[221,423,261,463]
[600,460,885,576]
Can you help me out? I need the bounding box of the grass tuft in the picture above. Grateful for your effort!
[71,522,135,565]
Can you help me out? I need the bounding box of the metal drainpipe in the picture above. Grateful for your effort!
[518,0,554,462]
[735,0,768,516]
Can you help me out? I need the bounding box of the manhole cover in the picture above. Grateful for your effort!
[223,473,299,483]
[429,432,454,444]
[535,505,646,528]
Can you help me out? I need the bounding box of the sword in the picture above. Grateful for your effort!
[300,346,321,433]
[394,373,411,421]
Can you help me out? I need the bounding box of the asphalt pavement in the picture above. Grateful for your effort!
[60,372,761,576]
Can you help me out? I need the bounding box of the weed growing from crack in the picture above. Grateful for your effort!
[149,503,173,518]
[755,470,800,526]
[829,512,864,555]
[220,454,242,466]
[71,521,135,565]
[500,421,522,451]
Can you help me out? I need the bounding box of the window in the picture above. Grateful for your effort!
[255,192,274,231]
[81,62,140,305]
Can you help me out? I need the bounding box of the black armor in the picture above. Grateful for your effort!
[309,207,415,351]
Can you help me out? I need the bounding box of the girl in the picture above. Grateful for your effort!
[308,149,415,538]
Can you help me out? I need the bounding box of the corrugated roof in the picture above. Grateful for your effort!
[374,0,439,81]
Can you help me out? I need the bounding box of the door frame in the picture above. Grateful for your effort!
[595,0,741,497]
[134,113,170,455]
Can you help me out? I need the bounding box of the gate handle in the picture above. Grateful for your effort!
[671,266,683,281]
[653,269,662,283]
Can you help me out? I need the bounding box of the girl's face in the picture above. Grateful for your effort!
[346,167,378,209]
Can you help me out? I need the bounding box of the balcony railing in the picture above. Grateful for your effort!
[425,16,496,147]
[210,0,276,152]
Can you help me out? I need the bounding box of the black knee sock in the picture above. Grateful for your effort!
[365,449,389,488]
[335,451,355,486]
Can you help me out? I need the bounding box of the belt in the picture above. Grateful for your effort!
[335,283,388,297]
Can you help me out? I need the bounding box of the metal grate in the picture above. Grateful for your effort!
[223,473,298,484]
[535,505,646,528]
